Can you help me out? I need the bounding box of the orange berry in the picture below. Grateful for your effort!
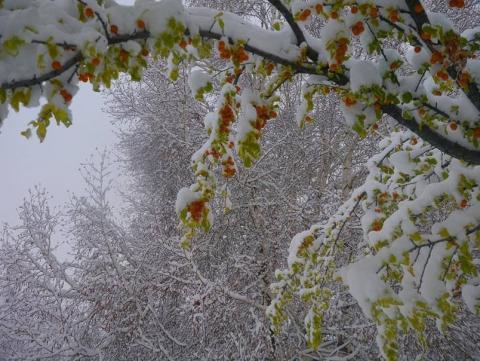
[410,137,418,145]
[421,31,431,41]
[414,3,424,13]
[136,19,145,29]
[315,4,323,14]
[458,71,470,88]
[59,89,72,103]
[187,200,205,222]
[370,6,379,17]
[265,62,274,75]
[449,122,458,131]
[220,49,231,59]
[179,39,187,49]
[78,73,89,82]
[298,9,311,21]
[473,128,480,139]
[389,9,400,22]
[352,21,365,36]
[119,49,129,63]
[371,219,382,232]
[343,96,357,107]
[449,0,465,8]
[414,46,422,53]
[460,199,468,208]
[84,7,94,18]
[330,10,339,19]
[351,6,358,14]
[430,52,443,64]
[110,24,119,34]
[91,57,100,66]
[51,61,62,70]
[436,70,449,81]
[372,123,379,131]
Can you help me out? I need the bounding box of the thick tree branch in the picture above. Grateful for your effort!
[266,0,319,62]
[405,0,480,113]
[1,19,478,165]
[383,104,480,164]
[405,0,431,38]
[1,52,83,90]
[1,28,337,91]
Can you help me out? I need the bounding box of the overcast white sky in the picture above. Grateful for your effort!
[0,86,118,225]
[0,0,134,226]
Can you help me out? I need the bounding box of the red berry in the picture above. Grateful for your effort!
[51,61,62,70]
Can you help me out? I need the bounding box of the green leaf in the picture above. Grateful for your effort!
[402,92,412,103]
[36,122,47,142]
[3,36,25,56]
[20,128,32,139]
[47,38,59,59]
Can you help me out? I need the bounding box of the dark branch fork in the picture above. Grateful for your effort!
[404,0,480,111]
[266,0,319,62]
[1,3,480,164]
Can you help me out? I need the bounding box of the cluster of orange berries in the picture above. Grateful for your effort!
[448,0,465,8]
[219,104,235,134]
[436,70,449,81]
[59,89,72,103]
[222,156,236,178]
[119,49,129,63]
[296,3,346,20]
[388,9,400,22]
[371,218,383,232]
[342,95,357,107]
[187,200,206,222]
[78,72,93,82]
[232,46,249,64]
[297,9,311,21]
[253,105,276,131]
[330,38,349,71]
[218,41,249,63]
[218,41,231,60]
[265,62,275,76]
[110,20,143,35]
[351,21,365,36]
[205,147,221,159]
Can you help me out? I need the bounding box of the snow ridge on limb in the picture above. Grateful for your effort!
[2,0,480,163]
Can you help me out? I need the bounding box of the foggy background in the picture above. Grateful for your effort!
[0,0,134,226]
